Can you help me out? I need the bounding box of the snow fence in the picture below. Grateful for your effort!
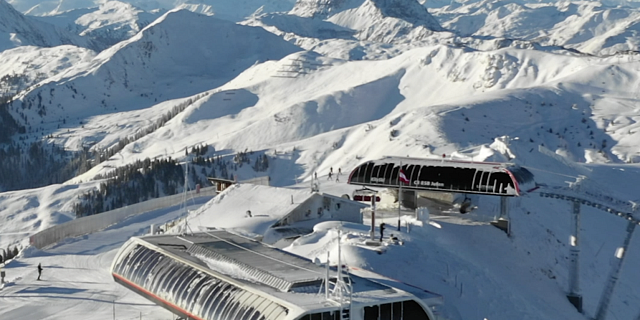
[29,187,218,249]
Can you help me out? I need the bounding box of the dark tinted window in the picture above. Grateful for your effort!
[202,282,228,319]
[140,251,163,287]
[220,290,243,320]
[489,172,514,194]
[175,269,198,304]
[114,244,139,275]
[363,301,430,320]
[122,245,147,279]
[185,273,209,312]
[114,244,290,320]
[206,283,229,319]
[158,263,181,294]
[192,278,217,316]
[371,165,382,181]
[392,302,402,320]
[149,258,173,293]
[382,163,395,184]
[364,305,380,320]
[381,303,392,319]
[212,285,237,319]
[363,162,375,183]
[403,300,430,320]
[407,165,420,186]
[131,248,155,284]
[479,171,490,191]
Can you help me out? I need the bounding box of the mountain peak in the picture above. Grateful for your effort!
[291,0,442,31]
[0,0,95,51]
[290,0,365,18]
[366,0,442,28]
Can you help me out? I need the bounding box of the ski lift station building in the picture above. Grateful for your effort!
[111,230,443,320]
[348,156,535,197]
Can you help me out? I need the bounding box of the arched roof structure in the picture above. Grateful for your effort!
[110,230,441,320]
[348,156,535,196]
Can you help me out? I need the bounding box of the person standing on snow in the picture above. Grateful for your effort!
[37,263,43,281]
[379,223,386,242]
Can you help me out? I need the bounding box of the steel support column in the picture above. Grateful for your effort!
[491,196,511,236]
[567,201,582,312]
[595,221,637,320]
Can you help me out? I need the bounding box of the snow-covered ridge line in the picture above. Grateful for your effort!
[0,0,97,51]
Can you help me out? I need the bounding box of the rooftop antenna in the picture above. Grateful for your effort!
[329,226,352,316]
[325,251,330,300]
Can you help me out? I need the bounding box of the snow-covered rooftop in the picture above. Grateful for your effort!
[184,184,319,236]
[183,184,366,241]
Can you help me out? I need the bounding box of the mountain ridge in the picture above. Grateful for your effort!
[0,0,96,51]
[8,9,301,140]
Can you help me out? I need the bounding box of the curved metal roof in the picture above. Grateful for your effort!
[110,230,441,320]
[347,156,535,196]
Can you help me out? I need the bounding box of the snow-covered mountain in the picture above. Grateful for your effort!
[430,0,640,55]
[0,0,96,51]
[16,41,629,198]
[34,1,165,50]
[7,8,300,144]
[287,0,443,42]
[8,0,297,21]
[0,45,95,96]
[290,0,369,18]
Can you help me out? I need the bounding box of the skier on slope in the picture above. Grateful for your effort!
[37,263,43,281]
[379,223,386,242]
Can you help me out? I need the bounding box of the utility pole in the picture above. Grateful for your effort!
[370,195,376,241]
[398,162,403,231]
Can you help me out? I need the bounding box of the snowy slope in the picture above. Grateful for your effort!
[0,46,95,96]
[7,8,301,149]
[95,47,640,171]
[0,0,96,52]
[0,182,99,250]
[0,201,207,320]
